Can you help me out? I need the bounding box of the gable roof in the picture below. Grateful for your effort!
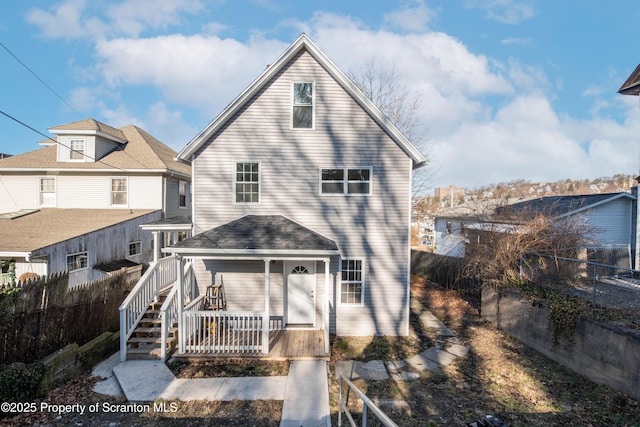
[496,192,635,219]
[164,214,339,257]
[618,64,640,96]
[0,120,191,177]
[177,34,427,168]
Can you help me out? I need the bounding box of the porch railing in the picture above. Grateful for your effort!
[181,311,264,354]
[119,256,177,361]
[338,373,397,427]
[159,261,196,361]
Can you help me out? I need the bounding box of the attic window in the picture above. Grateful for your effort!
[292,82,314,129]
[69,138,85,160]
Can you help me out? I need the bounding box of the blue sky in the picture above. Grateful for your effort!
[1,0,640,191]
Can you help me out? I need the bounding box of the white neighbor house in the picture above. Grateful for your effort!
[0,119,191,286]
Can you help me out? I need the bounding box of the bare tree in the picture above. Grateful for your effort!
[348,56,435,196]
[462,207,596,287]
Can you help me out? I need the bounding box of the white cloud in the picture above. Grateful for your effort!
[383,0,436,32]
[466,0,536,25]
[27,0,204,39]
[94,33,288,115]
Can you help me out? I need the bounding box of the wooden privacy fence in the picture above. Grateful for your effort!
[410,248,478,290]
[0,271,136,364]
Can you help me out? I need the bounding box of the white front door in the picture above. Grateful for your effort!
[286,261,316,326]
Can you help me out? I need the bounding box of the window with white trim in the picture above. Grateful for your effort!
[340,259,364,304]
[235,162,260,203]
[321,168,371,195]
[292,82,314,129]
[69,138,85,160]
[110,178,128,206]
[39,177,56,206]
[128,241,141,256]
[179,180,188,208]
[66,252,88,271]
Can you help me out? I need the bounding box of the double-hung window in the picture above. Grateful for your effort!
[292,82,314,129]
[66,252,88,271]
[69,138,85,161]
[39,177,56,206]
[321,167,371,195]
[179,180,188,208]
[235,162,260,203]
[340,259,364,304]
[111,178,128,206]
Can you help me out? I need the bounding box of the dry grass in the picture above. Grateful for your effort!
[327,275,640,426]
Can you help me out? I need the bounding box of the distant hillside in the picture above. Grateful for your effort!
[415,174,636,215]
[468,174,636,201]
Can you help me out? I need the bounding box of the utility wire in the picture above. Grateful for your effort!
[0,109,125,171]
[0,41,83,118]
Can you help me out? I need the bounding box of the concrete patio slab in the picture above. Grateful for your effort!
[113,360,175,401]
[91,351,124,398]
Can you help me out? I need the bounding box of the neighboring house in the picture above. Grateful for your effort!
[152,33,426,358]
[435,192,637,266]
[0,119,191,286]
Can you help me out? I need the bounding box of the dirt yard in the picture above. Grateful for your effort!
[2,275,639,426]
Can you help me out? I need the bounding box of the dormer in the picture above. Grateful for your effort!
[47,119,127,163]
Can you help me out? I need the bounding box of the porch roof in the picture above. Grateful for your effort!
[140,215,192,231]
[162,215,339,258]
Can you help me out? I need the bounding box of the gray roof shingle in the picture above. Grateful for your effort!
[169,215,338,253]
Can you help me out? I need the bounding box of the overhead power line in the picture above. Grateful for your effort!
[0,109,125,171]
[0,41,83,118]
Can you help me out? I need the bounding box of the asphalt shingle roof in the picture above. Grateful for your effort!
[0,120,190,177]
[496,193,631,219]
[0,208,159,253]
[170,215,338,252]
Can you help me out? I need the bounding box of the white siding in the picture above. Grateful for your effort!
[0,175,39,213]
[129,176,163,210]
[57,175,109,207]
[192,51,412,336]
[164,178,191,218]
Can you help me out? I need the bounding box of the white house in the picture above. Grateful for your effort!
[0,119,191,286]
[119,34,426,360]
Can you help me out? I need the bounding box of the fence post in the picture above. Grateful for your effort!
[592,263,597,305]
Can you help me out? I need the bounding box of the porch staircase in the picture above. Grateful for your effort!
[125,286,178,360]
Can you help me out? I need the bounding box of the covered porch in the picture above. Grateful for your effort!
[164,215,339,358]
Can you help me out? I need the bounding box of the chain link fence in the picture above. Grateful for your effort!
[520,246,640,310]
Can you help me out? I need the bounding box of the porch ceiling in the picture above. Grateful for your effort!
[162,215,339,258]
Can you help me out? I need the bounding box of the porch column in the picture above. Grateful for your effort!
[176,255,185,354]
[263,259,270,354]
[152,231,161,262]
[324,259,330,354]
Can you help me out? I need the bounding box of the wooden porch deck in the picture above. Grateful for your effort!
[267,329,329,359]
[175,329,329,360]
